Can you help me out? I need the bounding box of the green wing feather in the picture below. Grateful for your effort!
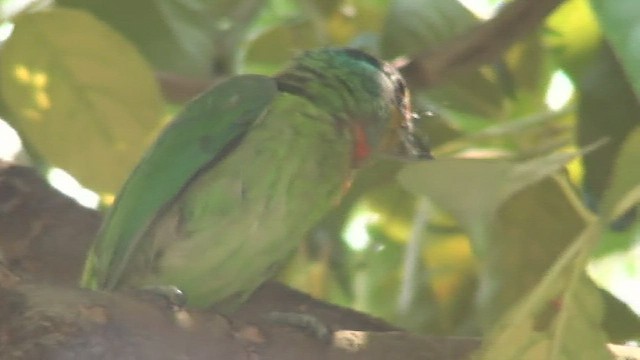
[81,74,278,289]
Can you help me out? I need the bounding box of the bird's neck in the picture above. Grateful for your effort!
[275,64,389,124]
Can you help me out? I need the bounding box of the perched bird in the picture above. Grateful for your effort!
[81,48,431,309]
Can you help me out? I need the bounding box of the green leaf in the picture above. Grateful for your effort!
[599,285,640,342]
[480,176,590,326]
[477,226,611,359]
[57,0,212,76]
[0,9,163,193]
[397,151,585,240]
[591,0,640,99]
[58,0,266,77]
[399,159,511,236]
[574,44,640,216]
[244,21,321,74]
[381,0,478,55]
[600,128,640,222]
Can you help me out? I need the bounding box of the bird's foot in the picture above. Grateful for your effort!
[264,311,332,343]
[135,285,188,311]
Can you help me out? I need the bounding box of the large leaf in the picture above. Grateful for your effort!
[549,1,639,232]
[59,0,266,77]
[398,151,585,243]
[599,128,640,224]
[591,0,640,100]
[477,225,612,359]
[574,45,640,223]
[399,159,510,239]
[479,176,590,326]
[0,8,163,193]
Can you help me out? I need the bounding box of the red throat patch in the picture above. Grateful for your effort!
[351,122,371,167]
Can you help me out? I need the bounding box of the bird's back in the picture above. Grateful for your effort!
[116,93,352,308]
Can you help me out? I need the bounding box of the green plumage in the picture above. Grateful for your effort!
[81,48,430,309]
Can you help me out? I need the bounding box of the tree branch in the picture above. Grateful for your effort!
[401,0,566,88]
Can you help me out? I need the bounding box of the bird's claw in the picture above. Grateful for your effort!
[136,285,188,311]
[264,311,332,344]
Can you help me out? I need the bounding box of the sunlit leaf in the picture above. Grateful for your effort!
[0,9,163,193]
[545,0,601,78]
[362,183,416,243]
[0,0,49,21]
[397,151,584,237]
[399,158,511,235]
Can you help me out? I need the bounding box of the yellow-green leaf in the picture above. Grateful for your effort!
[397,151,585,237]
[0,8,163,193]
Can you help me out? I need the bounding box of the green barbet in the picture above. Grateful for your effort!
[81,48,431,308]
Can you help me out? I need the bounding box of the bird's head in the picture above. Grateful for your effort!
[276,48,432,166]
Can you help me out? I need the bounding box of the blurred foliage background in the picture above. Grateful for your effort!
[0,0,639,357]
